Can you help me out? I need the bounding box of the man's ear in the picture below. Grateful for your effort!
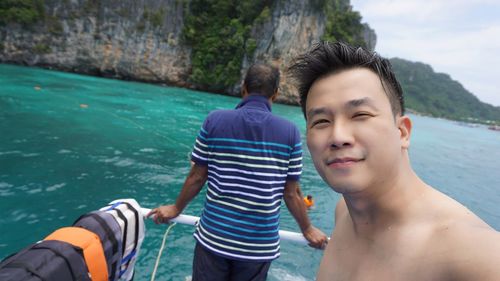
[398,115,412,149]
[241,83,248,98]
[270,89,279,102]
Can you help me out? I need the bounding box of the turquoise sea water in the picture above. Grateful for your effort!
[0,64,499,280]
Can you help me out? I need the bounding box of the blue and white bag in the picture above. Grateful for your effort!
[100,199,145,281]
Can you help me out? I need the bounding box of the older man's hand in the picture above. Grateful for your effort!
[303,225,329,249]
[147,205,181,224]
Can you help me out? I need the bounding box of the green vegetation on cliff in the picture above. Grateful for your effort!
[318,0,368,48]
[391,58,500,123]
[183,0,274,92]
[0,0,45,26]
[183,0,369,92]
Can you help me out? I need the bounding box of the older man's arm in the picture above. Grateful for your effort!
[147,164,208,224]
[283,180,328,249]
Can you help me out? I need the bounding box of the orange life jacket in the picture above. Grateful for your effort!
[45,227,108,281]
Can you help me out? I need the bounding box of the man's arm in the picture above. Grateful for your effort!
[283,180,328,249]
[147,164,208,224]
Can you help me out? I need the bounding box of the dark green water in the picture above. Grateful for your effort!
[1,64,499,280]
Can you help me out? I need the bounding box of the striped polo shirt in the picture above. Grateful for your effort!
[191,94,303,262]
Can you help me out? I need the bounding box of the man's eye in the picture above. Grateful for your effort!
[311,119,329,127]
[353,112,372,118]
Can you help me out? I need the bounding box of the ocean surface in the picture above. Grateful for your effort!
[0,64,499,280]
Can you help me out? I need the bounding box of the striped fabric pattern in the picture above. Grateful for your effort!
[191,95,302,262]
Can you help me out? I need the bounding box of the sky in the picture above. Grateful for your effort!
[350,0,500,106]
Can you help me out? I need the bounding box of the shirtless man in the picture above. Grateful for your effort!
[288,42,500,281]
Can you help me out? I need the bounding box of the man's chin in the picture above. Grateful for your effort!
[328,181,364,194]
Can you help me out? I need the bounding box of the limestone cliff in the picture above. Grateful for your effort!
[0,0,375,104]
[1,0,190,86]
[242,0,327,104]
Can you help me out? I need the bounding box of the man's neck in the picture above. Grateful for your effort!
[343,166,429,237]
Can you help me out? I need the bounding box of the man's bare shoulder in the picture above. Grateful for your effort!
[426,188,500,280]
[431,221,500,280]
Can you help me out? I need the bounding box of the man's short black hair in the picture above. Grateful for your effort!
[244,63,280,98]
[288,41,404,118]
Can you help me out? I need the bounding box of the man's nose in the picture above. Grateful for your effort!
[328,120,354,149]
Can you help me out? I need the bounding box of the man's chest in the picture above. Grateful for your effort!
[322,229,447,280]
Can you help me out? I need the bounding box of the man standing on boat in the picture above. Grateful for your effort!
[288,41,500,281]
[149,63,328,281]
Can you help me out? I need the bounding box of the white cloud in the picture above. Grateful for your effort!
[352,0,500,106]
[361,0,500,25]
[361,0,448,21]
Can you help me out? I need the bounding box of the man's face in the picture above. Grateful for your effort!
[305,68,407,194]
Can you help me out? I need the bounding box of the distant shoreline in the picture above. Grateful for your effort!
[405,108,497,126]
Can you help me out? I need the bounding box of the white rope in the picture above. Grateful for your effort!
[150,222,177,281]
